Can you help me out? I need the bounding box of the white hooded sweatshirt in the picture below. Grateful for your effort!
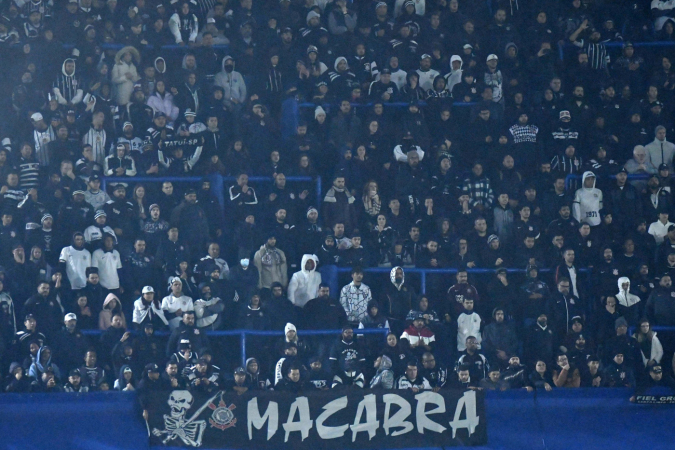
[444,55,463,94]
[616,277,641,308]
[287,254,321,307]
[573,171,603,226]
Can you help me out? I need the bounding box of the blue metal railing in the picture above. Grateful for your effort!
[102,174,322,211]
[83,327,388,367]
[559,40,675,61]
[335,267,591,294]
[564,173,663,190]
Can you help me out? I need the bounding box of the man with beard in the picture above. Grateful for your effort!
[58,232,91,293]
[524,311,554,365]
[382,266,416,335]
[329,325,366,377]
[501,356,533,391]
[23,280,63,340]
[481,307,518,369]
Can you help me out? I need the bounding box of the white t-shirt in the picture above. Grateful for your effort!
[91,249,122,289]
[161,294,194,330]
[59,246,92,289]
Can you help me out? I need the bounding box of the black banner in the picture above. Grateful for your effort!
[147,389,487,448]
[162,137,200,149]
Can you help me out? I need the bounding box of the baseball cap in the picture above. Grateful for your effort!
[123,366,133,373]
[114,184,126,191]
[463,43,473,49]
[659,163,669,171]
[420,54,432,60]
[123,121,133,129]
[184,109,196,117]
[651,365,663,373]
[89,174,101,182]
[72,190,85,196]
[25,314,36,321]
[30,112,43,122]
[69,368,81,377]
[234,367,246,375]
[94,210,106,220]
[145,363,160,373]
[559,110,571,119]
[64,313,77,321]
[486,54,498,61]
[380,68,391,75]
[142,286,154,294]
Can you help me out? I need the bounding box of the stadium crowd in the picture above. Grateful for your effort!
[2,0,675,399]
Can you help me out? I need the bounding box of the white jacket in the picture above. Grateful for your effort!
[444,55,463,94]
[161,294,194,330]
[573,171,603,226]
[457,311,481,351]
[147,92,180,124]
[111,61,140,106]
[132,297,169,326]
[616,277,641,308]
[194,296,222,328]
[287,254,321,307]
[638,333,664,367]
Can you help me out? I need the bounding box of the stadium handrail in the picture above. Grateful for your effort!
[564,172,661,190]
[103,174,323,211]
[335,266,591,294]
[82,328,388,367]
[558,40,675,60]
[298,101,477,108]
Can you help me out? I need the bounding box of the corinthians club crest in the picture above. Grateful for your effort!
[152,390,232,447]
[208,392,237,430]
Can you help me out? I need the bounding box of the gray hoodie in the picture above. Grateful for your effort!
[214,56,247,104]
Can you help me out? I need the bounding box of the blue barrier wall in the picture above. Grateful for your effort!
[2,389,673,450]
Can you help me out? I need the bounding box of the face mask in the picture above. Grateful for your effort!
[241,258,249,268]
[224,65,234,73]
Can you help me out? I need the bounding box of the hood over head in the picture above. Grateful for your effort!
[103,293,121,310]
[300,254,319,278]
[181,53,197,70]
[154,57,166,74]
[617,276,630,293]
[334,56,348,71]
[449,54,463,72]
[62,58,76,77]
[581,171,596,190]
[114,46,141,65]
[390,266,404,289]
[377,354,393,372]
[36,345,53,371]
[221,55,234,71]
[246,357,259,375]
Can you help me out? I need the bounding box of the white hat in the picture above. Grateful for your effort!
[314,106,326,119]
[486,54,498,62]
[142,286,154,294]
[31,112,43,122]
[285,323,297,334]
[64,313,77,322]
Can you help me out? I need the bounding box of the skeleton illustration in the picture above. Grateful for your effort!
[152,390,219,447]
